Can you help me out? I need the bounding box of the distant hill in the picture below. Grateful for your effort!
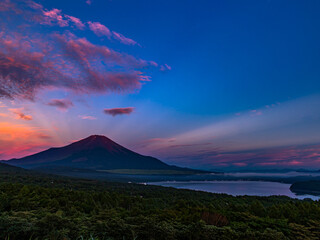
[0,162,28,173]
[290,180,320,196]
[6,135,205,175]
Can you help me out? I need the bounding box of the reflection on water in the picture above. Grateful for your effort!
[148,181,320,201]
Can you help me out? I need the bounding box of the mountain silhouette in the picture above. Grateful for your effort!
[6,135,195,173]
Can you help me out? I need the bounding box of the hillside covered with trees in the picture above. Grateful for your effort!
[0,163,319,239]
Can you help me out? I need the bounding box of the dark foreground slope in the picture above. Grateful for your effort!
[0,164,319,240]
[6,135,204,176]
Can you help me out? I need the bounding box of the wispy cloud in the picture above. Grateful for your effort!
[0,102,7,108]
[42,8,69,27]
[88,22,139,46]
[0,31,152,100]
[47,99,73,111]
[136,95,320,168]
[9,108,32,120]
[79,115,97,120]
[88,21,111,37]
[112,31,138,46]
[0,0,163,100]
[65,15,85,29]
[21,0,138,45]
[160,64,172,71]
[104,107,134,116]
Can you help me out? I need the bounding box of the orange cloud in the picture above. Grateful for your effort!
[9,108,32,120]
[0,122,52,159]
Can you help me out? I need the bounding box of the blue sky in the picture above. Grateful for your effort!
[43,0,320,114]
[0,0,320,169]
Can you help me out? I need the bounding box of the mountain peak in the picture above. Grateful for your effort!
[73,135,120,151]
[85,135,112,142]
[87,134,108,139]
[6,134,183,171]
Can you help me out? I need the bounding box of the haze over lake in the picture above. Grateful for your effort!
[149,180,320,201]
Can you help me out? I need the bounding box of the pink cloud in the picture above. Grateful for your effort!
[2,1,146,47]
[24,2,84,30]
[65,15,85,29]
[0,0,12,11]
[9,108,32,120]
[287,160,303,166]
[0,31,153,99]
[160,64,172,71]
[47,99,74,110]
[0,1,168,101]
[79,115,96,120]
[26,0,43,10]
[233,162,247,167]
[0,102,7,108]
[88,23,140,46]
[88,21,111,37]
[103,107,134,116]
[0,0,22,14]
[112,31,137,46]
[42,9,69,27]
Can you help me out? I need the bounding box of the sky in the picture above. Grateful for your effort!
[1,0,320,170]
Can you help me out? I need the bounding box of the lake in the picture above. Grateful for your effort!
[148,180,320,200]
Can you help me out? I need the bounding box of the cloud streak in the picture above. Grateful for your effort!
[112,31,138,46]
[42,8,69,27]
[9,108,32,120]
[136,95,320,168]
[65,15,85,30]
[0,30,152,100]
[104,107,134,116]
[79,115,96,120]
[0,0,161,100]
[47,99,74,111]
[88,22,138,46]
[24,0,138,45]
[88,21,111,38]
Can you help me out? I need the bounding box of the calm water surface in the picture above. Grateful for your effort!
[148,181,320,200]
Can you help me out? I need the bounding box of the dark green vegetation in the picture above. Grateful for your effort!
[290,181,320,196]
[0,163,319,240]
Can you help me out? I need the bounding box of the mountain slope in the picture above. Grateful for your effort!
[0,162,29,174]
[6,135,198,173]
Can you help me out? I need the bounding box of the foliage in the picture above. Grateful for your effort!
[0,165,319,239]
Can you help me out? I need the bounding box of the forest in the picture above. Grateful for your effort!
[0,163,319,240]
